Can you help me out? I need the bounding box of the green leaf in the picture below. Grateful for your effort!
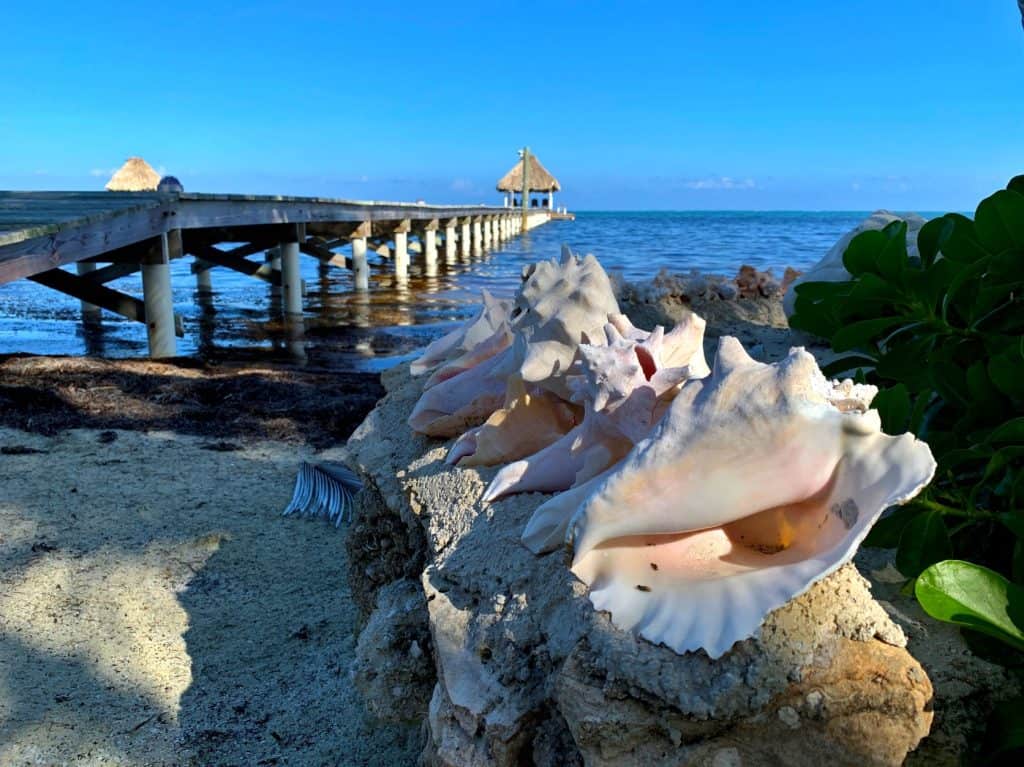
[990,344,1024,401]
[989,418,1024,445]
[896,510,952,577]
[975,189,1024,255]
[929,360,970,408]
[847,272,909,306]
[843,229,888,277]
[872,384,911,434]
[916,216,946,268]
[938,213,990,263]
[875,221,909,283]
[821,355,877,378]
[999,513,1024,539]
[863,503,924,548]
[915,560,1024,652]
[875,337,936,391]
[908,390,934,436]
[831,316,906,352]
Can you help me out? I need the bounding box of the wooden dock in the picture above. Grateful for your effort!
[0,191,557,357]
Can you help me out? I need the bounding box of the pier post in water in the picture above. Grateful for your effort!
[74,262,102,322]
[492,217,500,245]
[351,221,371,290]
[472,217,483,255]
[280,228,302,315]
[141,230,178,358]
[445,218,458,264]
[393,219,411,282]
[194,260,213,294]
[460,218,471,259]
[422,218,439,276]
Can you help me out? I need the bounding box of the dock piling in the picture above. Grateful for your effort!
[422,219,439,276]
[393,220,410,282]
[460,218,471,259]
[194,260,213,294]
[472,218,483,255]
[141,231,179,358]
[280,237,302,315]
[445,219,457,264]
[351,225,370,290]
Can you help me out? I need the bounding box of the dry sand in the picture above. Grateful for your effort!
[0,425,420,766]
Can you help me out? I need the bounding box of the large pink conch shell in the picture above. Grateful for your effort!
[553,337,935,658]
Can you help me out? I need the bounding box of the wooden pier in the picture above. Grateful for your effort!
[0,191,556,357]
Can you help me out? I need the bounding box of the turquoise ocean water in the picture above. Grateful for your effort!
[0,211,895,369]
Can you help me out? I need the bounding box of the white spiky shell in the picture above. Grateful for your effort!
[487,313,709,508]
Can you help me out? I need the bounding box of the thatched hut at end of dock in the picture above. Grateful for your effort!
[496,153,561,210]
[105,157,161,191]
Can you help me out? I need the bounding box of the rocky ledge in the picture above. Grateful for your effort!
[343,318,1015,767]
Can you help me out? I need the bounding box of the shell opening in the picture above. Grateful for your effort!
[720,468,841,556]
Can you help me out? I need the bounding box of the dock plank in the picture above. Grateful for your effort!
[0,191,524,285]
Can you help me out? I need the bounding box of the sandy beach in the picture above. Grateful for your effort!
[0,357,419,766]
[0,294,882,765]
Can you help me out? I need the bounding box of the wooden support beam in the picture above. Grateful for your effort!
[299,240,350,269]
[83,261,142,284]
[190,242,281,286]
[29,268,148,324]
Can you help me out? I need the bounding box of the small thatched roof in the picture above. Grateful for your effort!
[496,154,561,193]
[105,157,161,191]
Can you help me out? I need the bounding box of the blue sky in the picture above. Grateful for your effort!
[1,1,1021,210]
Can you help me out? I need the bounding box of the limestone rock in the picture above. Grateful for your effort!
[351,580,434,723]
[783,210,927,317]
[347,362,936,766]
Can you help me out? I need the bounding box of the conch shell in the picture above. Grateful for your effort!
[409,247,620,437]
[489,314,709,509]
[536,337,936,658]
[410,289,511,377]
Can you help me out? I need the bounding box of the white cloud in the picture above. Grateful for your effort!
[89,167,116,177]
[450,178,475,192]
[684,176,757,190]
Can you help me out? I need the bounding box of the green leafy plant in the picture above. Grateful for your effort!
[790,175,1024,587]
[790,177,1024,754]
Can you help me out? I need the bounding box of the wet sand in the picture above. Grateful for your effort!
[0,357,418,766]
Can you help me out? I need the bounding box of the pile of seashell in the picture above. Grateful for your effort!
[408,247,936,659]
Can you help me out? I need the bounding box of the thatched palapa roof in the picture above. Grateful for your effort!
[496,154,561,193]
[105,157,161,191]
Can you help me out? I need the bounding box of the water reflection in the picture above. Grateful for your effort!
[0,212,878,371]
